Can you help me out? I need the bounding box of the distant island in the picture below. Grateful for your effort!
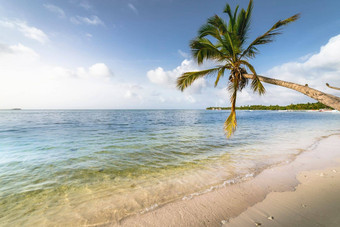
[207,102,332,111]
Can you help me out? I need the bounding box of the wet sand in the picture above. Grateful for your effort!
[117,135,340,227]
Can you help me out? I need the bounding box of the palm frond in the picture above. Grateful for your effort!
[218,35,236,59]
[235,0,253,44]
[239,60,256,74]
[224,81,238,138]
[239,60,266,95]
[241,14,300,58]
[190,38,226,64]
[177,67,220,91]
[214,67,227,87]
[198,24,222,41]
[197,15,228,43]
[224,32,238,59]
[224,110,237,138]
[207,15,228,35]
[224,3,239,32]
[251,76,266,95]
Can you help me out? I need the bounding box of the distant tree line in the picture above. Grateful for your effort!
[206,102,332,110]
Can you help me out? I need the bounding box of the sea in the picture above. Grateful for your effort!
[0,109,339,226]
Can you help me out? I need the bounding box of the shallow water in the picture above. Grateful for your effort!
[0,110,339,226]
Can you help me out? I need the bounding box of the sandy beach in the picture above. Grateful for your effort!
[118,135,340,226]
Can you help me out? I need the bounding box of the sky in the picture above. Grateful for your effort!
[0,0,340,109]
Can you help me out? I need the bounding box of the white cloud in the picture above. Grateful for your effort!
[0,43,38,56]
[147,59,208,96]
[0,19,49,44]
[9,43,39,58]
[178,49,189,58]
[43,4,65,18]
[147,67,171,85]
[147,59,201,87]
[88,63,113,78]
[0,20,15,28]
[79,1,92,10]
[86,33,93,38]
[70,15,104,26]
[128,3,138,15]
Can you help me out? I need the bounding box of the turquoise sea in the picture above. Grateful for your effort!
[1,110,340,226]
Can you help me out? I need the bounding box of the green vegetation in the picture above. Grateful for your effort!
[207,102,332,110]
[176,0,299,137]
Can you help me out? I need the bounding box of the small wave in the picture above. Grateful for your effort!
[140,203,159,214]
[182,172,255,201]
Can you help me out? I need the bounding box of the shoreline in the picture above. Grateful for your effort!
[117,134,340,226]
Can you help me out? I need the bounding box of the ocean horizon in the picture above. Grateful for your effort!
[1,109,340,225]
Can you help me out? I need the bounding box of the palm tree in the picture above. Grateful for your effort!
[176,0,340,137]
[176,0,299,137]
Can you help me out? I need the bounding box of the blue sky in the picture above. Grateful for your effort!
[0,0,340,109]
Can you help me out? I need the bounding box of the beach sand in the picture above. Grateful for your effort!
[225,165,340,226]
[117,135,340,227]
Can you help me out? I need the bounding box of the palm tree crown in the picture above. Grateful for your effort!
[176,0,299,137]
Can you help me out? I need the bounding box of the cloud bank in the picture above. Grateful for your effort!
[1,34,340,109]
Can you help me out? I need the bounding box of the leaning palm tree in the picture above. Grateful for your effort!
[176,0,299,137]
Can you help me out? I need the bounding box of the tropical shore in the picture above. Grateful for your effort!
[118,135,340,226]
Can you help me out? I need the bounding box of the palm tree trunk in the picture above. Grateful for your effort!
[243,74,340,111]
[326,83,340,91]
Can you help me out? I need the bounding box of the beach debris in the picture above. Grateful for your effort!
[302,204,307,208]
[333,169,337,173]
[221,219,229,224]
[267,216,274,220]
[255,222,262,226]
[130,183,136,188]
[98,168,104,172]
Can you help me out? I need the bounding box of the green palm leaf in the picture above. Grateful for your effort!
[242,14,300,58]
[177,67,221,91]
[235,0,253,44]
[190,38,226,64]
[214,67,225,87]
[239,60,266,95]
